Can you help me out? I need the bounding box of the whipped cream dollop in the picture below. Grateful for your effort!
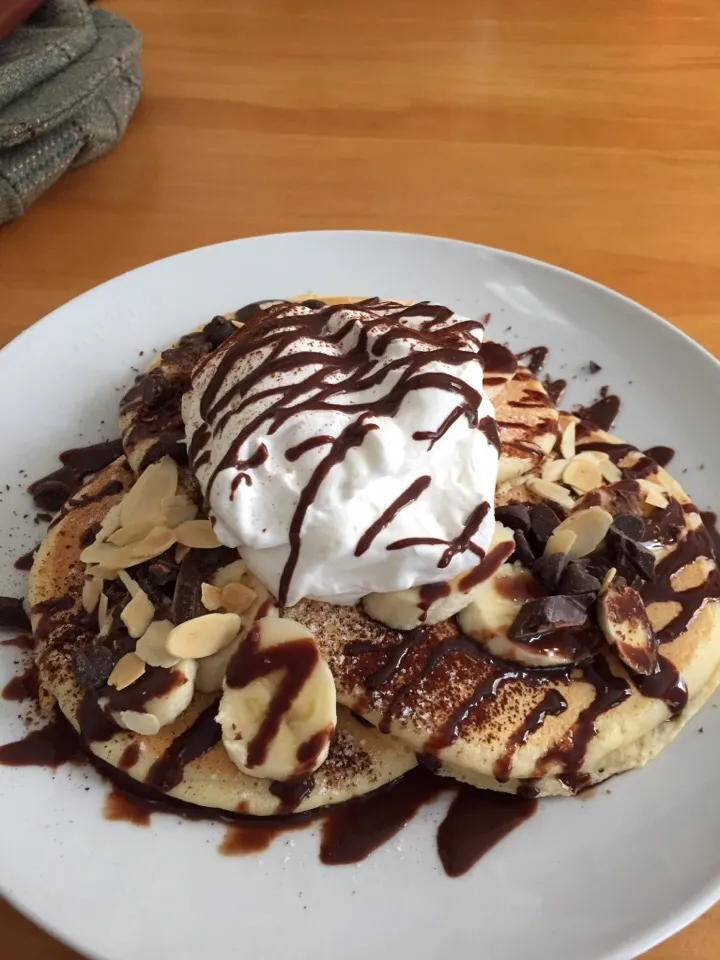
[182,299,502,606]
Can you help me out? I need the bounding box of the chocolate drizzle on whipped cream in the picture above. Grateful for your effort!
[186,299,508,606]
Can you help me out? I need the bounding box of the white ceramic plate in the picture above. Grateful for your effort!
[2,231,719,960]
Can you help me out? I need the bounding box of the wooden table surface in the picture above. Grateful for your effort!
[2,0,720,956]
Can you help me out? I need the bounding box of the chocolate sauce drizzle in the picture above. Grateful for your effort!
[574,388,621,432]
[355,476,431,557]
[27,439,124,513]
[514,346,548,376]
[146,701,222,792]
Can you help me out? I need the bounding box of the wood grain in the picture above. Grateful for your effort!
[2,0,720,956]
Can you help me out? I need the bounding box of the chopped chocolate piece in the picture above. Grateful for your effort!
[567,591,597,611]
[72,644,115,691]
[0,596,31,631]
[203,315,236,348]
[533,552,569,592]
[141,371,171,410]
[610,514,645,542]
[529,503,561,544]
[496,504,531,533]
[508,595,589,641]
[560,561,602,596]
[148,559,178,586]
[31,479,71,512]
[587,360,602,374]
[171,549,208,624]
[613,535,655,582]
[511,530,537,567]
[300,299,327,309]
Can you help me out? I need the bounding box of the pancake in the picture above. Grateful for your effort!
[28,458,417,816]
[289,417,720,796]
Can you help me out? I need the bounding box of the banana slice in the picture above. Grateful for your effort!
[598,576,657,676]
[218,617,336,781]
[103,659,197,735]
[361,522,516,630]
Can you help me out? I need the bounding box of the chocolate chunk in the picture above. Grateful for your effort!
[0,596,31,631]
[529,503,561,544]
[511,530,537,567]
[610,514,645,542]
[496,504,531,533]
[508,595,589,641]
[611,535,655,582]
[31,479,71,512]
[560,561,602,596]
[533,552,569,592]
[72,644,114,691]
[141,371,171,410]
[587,360,602,374]
[203,315,236,348]
[148,559,178,586]
[300,299,327,309]
[171,550,207,625]
[623,538,656,581]
[567,591,597,611]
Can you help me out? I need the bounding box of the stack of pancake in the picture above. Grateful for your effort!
[26,298,720,818]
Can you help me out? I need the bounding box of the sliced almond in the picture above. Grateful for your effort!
[135,620,179,668]
[639,480,669,510]
[212,558,247,588]
[97,592,110,635]
[175,543,191,563]
[96,503,123,543]
[542,458,568,483]
[118,569,140,597]
[166,612,241,659]
[81,526,177,571]
[86,564,118,581]
[82,576,102,614]
[220,582,257,615]
[563,457,603,495]
[598,578,657,676]
[601,566,617,592]
[599,458,623,483]
[120,590,155,639]
[201,582,224,612]
[117,710,161,736]
[543,528,578,558]
[109,521,157,548]
[161,494,199,528]
[129,526,178,560]
[174,519,221,549]
[670,556,715,593]
[108,652,146,690]
[550,506,614,560]
[120,457,178,527]
[560,421,576,460]
[646,600,682,632]
[526,478,575,512]
[573,450,608,464]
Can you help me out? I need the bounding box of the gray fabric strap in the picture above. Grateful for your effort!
[0,0,142,225]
